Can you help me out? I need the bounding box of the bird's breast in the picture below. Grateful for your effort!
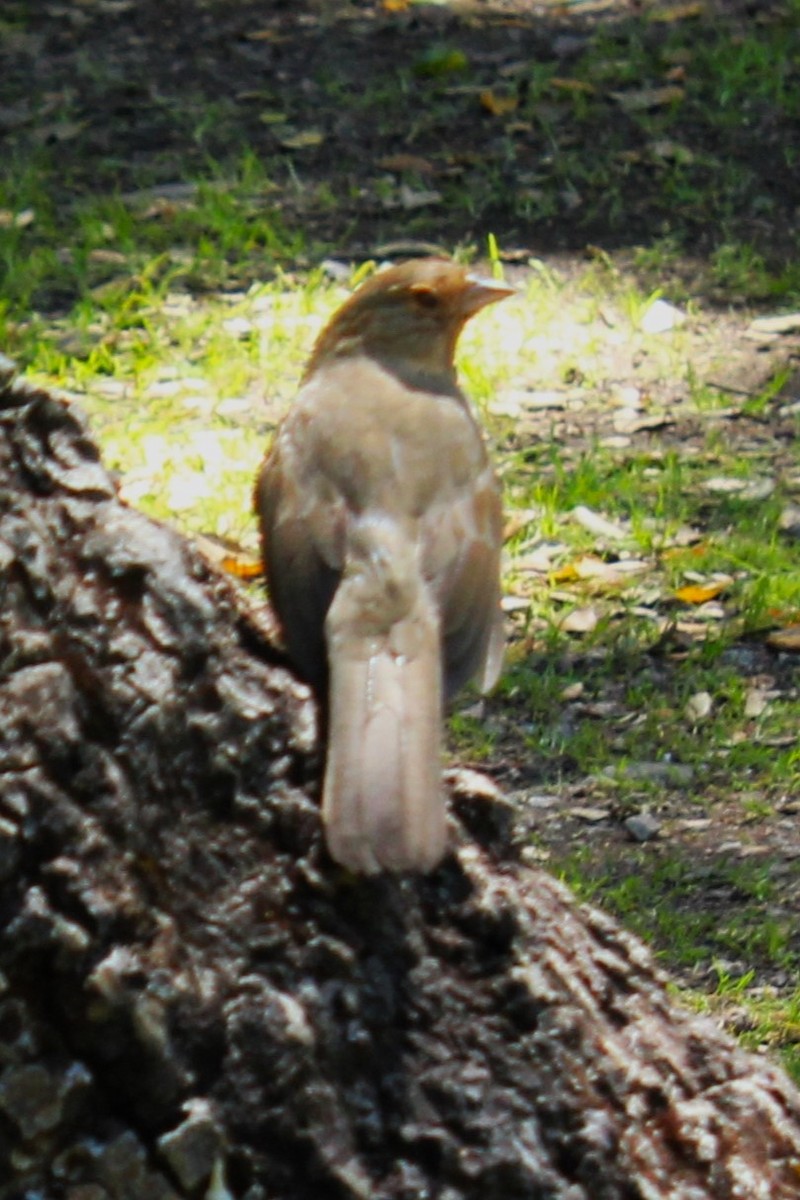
[289,357,486,518]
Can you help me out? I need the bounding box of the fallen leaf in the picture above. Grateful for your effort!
[639,298,686,333]
[567,806,609,823]
[500,595,530,613]
[502,510,538,541]
[766,626,800,652]
[222,554,263,579]
[649,2,704,20]
[748,312,800,335]
[674,580,730,604]
[245,29,286,42]
[743,689,769,719]
[376,153,436,175]
[279,130,325,150]
[550,77,595,94]
[613,410,675,434]
[611,85,685,111]
[88,249,127,266]
[572,505,629,541]
[0,207,34,228]
[492,389,566,415]
[561,682,585,701]
[778,504,800,535]
[479,89,518,116]
[559,607,599,634]
[397,184,442,209]
[648,139,695,164]
[702,476,775,500]
[685,691,713,722]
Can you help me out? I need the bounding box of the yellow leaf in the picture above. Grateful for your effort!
[550,561,581,584]
[479,89,518,117]
[766,626,800,652]
[674,581,729,604]
[550,77,596,94]
[381,0,410,9]
[221,555,264,581]
[649,2,704,21]
[279,130,325,150]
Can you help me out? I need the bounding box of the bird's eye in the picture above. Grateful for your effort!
[410,285,440,310]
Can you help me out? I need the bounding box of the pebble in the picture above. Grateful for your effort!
[624,813,661,842]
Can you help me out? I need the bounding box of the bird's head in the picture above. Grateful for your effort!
[305,258,515,385]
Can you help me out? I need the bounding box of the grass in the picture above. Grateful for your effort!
[1,0,800,1083]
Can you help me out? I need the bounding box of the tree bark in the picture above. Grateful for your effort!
[1,358,798,1200]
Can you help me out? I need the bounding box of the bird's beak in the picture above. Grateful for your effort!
[461,273,517,316]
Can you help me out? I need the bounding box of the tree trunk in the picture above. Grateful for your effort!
[1,358,798,1200]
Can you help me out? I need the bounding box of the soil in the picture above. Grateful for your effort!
[3,0,798,276]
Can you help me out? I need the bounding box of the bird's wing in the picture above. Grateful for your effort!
[254,437,344,686]
[422,456,504,701]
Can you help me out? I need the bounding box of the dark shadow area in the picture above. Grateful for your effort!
[1,0,798,311]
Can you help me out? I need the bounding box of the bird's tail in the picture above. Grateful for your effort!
[321,528,447,874]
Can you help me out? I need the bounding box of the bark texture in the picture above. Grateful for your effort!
[1,359,799,1200]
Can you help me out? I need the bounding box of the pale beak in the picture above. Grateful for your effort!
[461,273,517,315]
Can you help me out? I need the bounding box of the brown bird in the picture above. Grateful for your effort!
[255,258,512,874]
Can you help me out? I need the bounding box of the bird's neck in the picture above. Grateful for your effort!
[306,326,461,397]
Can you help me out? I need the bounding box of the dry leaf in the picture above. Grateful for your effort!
[550,77,595,94]
[246,29,285,42]
[0,207,34,228]
[192,535,264,579]
[766,626,800,652]
[572,505,629,541]
[552,556,649,586]
[279,130,325,150]
[650,2,704,20]
[479,89,518,117]
[567,806,609,823]
[559,607,599,634]
[560,682,585,701]
[674,580,729,604]
[685,691,713,722]
[743,689,769,719]
[748,312,800,335]
[500,595,530,614]
[648,139,695,164]
[703,476,775,500]
[397,184,442,209]
[88,249,127,266]
[376,153,436,175]
[640,299,686,333]
[611,85,685,111]
[613,410,675,434]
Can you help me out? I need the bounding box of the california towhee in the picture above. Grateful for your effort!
[255,258,512,874]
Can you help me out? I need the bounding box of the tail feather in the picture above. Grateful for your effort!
[322,617,446,875]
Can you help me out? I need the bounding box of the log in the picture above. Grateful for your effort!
[0,358,799,1200]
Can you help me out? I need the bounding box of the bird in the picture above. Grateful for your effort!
[254,258,512,874]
